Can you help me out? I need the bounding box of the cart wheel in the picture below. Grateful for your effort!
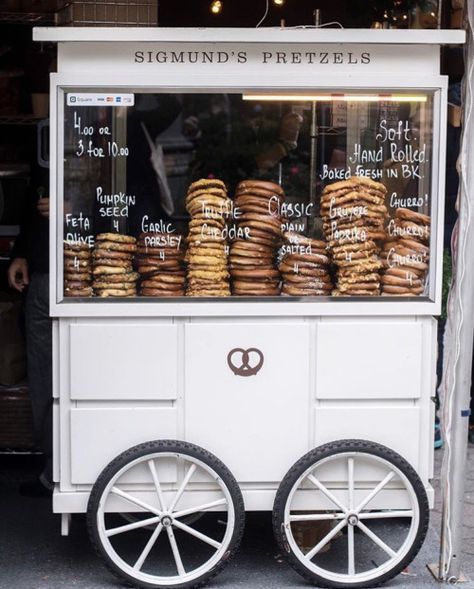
[273,439,429,588]
[87,440,245,589]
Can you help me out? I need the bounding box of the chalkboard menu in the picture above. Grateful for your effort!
[61,90,434,299]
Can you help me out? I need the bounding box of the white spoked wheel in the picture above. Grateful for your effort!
[87,440,245,589]
[273,440,429,589]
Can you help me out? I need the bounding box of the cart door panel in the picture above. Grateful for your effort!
[314,406,420,471]
[69,322,178,400]
[315,320,423,399]
[70,407,178,484]
[184,322,310,483]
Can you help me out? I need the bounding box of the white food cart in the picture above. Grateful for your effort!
[34,26,465,589]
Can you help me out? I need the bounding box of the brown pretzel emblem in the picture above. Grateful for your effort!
[227,347,264,377]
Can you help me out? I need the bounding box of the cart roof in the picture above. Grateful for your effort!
[33,27,465,45]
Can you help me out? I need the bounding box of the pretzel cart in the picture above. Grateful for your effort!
[34,27,464,589]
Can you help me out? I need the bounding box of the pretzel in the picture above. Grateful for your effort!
[95,233,136,244]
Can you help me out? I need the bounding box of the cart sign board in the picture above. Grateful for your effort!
[57,42,440,76]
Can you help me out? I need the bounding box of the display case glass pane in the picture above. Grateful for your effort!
[61,89,434,300]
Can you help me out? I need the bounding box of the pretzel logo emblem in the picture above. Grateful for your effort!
[227,348,264,377]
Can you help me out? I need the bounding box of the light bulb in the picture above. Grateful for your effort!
[273,0,285,5]
[210,0,222,14]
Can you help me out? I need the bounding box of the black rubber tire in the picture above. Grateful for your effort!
[87,439,245,589]
[272,439,430,589]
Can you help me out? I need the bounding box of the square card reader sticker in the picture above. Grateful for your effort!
[67,93,135,107]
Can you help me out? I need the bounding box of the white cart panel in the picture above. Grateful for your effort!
[316,320,423,399]
[70,407,178,483]
[314,406,420,471]
[69,323,178,400]
[185,322,311,482]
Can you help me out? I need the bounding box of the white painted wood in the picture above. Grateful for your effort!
[53,400,60,483]
[184,322,311,482]
[58,319,75,492]
[432,81,449,304]
[49,71,58,316]
[50,300,441,318]
[314,406,421,474]
[69,322,178,400]
[61,513,71,536]
[51,484,435,513]
[315,319,423,399]
[52,320,59,398]
[33,27,465,45]
[418,317,437,483]
[52,71,445,89]
[69,407,178,483]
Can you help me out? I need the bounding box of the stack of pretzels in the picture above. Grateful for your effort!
[320,177,388,296]
[136,233,185,297]
[185,179,231,297]
[279,232,332,296]
[91,233,138,297]
[229,180,283,296]
[381,208,430,296]
[63,241,93,297]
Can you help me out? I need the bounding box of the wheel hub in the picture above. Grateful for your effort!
[347,513,359,526]
[161,515,173,527]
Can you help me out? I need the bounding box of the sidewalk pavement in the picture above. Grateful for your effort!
[0,445,473,589]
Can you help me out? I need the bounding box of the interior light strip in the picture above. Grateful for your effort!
[242,94,428,103]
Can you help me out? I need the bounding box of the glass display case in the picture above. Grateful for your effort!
[60,89,435,300]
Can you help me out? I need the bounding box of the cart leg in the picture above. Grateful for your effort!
[61,513,71,536]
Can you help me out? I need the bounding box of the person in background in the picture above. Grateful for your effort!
[7,184,53,496]
[185,94,303,189]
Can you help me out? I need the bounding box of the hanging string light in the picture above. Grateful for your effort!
[210,0,223,14]
[210,0,286,16]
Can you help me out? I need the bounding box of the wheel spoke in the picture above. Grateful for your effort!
[347,524,355,576]
[148,459,166,511]
[167,526,186,575]
[290,512,346,522]
[173,518,222,549]
[348,458,354,511]
[308,474,348,514]
[133,523,163,570]
[358,510,414,520]
[357,521,397,558]
[111,487,161,516]
[305,519,347,560]
[169,464,197,512]
[355,471,395,513]
[173,498,227,519]
[105,515,161,537]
